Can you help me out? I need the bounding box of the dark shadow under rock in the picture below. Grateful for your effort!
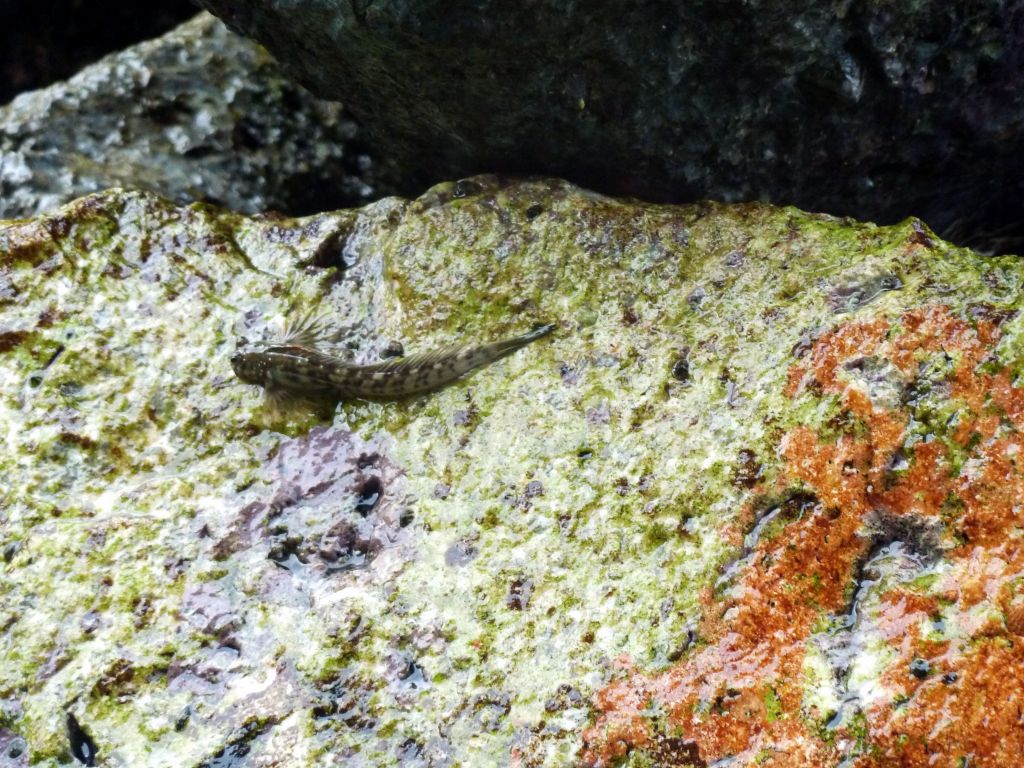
[0,0,195,105]
[195,0,1024,253]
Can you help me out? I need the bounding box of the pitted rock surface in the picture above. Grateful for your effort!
[3,177,1024,766]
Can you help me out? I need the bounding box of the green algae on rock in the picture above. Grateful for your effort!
[1,177,1023,767]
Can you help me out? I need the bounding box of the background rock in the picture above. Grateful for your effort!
[2,178,1024,765]
[195,0,1024,253]
[0,0,194,104]
[0,13,383,221]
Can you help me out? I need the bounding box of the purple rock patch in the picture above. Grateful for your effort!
[216,427,409,577]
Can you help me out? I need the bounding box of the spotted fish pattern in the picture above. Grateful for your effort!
[231,323,555,402]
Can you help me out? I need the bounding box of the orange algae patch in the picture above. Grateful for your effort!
[583,305,1024,767]
[855,616,1024,768]
[784,315,889,399]
[957,436,1024,546]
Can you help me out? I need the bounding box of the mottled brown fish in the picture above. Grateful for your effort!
[231,318,555,407]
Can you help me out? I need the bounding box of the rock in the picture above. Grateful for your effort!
[2,176,1024,765]
[0,13,381,221]
[193,0,1024,253]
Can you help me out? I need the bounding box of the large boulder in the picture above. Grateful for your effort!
[2,177,1023,766]
[193,0,1024,252]
[0,13,381,221]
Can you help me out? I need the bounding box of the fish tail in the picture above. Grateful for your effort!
[330,322,556,399]
[482,323,556,362]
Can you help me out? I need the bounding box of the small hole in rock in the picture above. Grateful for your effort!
[356,452,379,470]
[381,341,404,359]
[671,352,690,383]
[791,333,814,358]
[66,713,97,766]
[506,577,533,610]
[355,477,382,516]
[452,179,481,198]
[183,144,215,160]
[231,118,265,150]
[267,536,306,569]
[3,542,20,563]
[7,738,25,758]
[174,706,191,732]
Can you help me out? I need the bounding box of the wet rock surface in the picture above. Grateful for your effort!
[0,13,381,222]
[2,176,1024,766]
[221,426,410,576]
[194,0,1024,253]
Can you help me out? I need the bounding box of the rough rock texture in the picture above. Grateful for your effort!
[2,177,1024,767]
[194,0,1024,253]
[0,13,380,221]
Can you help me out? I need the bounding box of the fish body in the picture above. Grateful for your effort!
[231,323,554,402]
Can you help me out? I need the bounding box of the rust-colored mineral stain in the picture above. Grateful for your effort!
[784,316,888,399]
[857,631,1024,768]
[874,440,951,519]
[583,429,875,765]
[957,435,1024,546]
[583,304,1024,767]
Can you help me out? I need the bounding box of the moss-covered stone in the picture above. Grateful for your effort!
[1,177,1022,766]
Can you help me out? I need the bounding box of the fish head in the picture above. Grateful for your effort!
[230,342,271,387]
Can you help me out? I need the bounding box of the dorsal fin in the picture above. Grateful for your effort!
[280,309,333,349]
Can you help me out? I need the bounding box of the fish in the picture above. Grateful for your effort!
[231,314,555,407]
